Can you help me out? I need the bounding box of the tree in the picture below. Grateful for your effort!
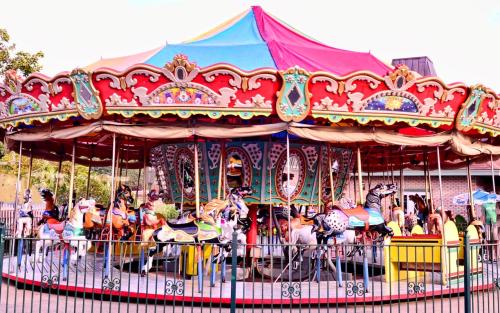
[0,28,44,77]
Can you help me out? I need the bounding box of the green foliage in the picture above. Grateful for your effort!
[154,202,178,220]
[0,142,115,205]
[0,28,44,77]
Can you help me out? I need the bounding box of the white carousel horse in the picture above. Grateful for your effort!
[16,189,33,238]
[34,194,91,264]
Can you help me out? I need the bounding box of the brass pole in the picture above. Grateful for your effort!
[10,141,23,271]
[143,140,147,204]
[54,154,63,203]
[491,154,496,194]
[318,145,322,209]
[67,139,76,217]
[466,158,476,220]
[357,147,364,205]
[328,144,335,206]
[27,148,33,189]
[217,142,225,200]
[86,146,94,198]
[436,145,448,286]
[194,137,200,218]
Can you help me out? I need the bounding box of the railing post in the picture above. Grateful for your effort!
[230,231,238,313]
[464,230,471,313]
[0,222,5,301]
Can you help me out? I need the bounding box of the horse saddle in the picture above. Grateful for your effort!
[299,215,314,226]
[341,206,370,222]
[166,221,198,236]
[46,221,65,234]
[112,208,127,220]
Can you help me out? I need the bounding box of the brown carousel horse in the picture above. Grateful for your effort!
[102,185,136,240]
[408,194,443,234]
[82,198,104,240]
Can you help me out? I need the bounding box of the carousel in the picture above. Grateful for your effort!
[1,6,499,305]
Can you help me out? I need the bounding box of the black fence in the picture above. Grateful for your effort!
[0,226,499,312]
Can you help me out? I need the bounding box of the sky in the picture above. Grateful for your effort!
[1,0,500,90]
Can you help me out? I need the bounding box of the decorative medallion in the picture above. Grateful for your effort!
[70,69,103,119]
[149,83,218,106]
[407,281,425,295]
[277,67,311,122]
[102,277,121,291]
[6,96,42,116]
[163,54,199,83]
[275,149,307,201]
[41,275,59,289]
[386,65,416,90]
[165,280,184,295]
[174,147,196,200]
[225,147,252,190]
[456,85,487,131]
[365,95,418,113]
[346,281,365,296]
[281,281,301,298]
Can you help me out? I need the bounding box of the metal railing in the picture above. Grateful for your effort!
[0,226,499,312]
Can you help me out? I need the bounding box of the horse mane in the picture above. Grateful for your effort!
[45,196,55,211]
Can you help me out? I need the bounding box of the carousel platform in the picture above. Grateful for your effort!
[1,253,496,306]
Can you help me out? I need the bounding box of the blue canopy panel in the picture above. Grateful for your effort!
[145,9,276,70]
[145,43,276,70]
[189,9,265,46]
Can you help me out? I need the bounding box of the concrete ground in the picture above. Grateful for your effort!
[1,281,499,313]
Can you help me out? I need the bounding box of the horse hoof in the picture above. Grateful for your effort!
[140,271,146,277]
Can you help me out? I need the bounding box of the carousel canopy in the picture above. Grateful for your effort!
[1,6,500,173]
[85,6,390,76]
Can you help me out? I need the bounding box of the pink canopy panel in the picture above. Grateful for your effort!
[86,6,391,76]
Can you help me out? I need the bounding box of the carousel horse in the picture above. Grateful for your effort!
[266,205,347,283]
[391,206,405,231]
[104,184,135,240]
[139,190,168,274]
[409,194,429,227]
[16,189,34,238]
[341,183,398,239]
[272,205,347,247]
[152,186,252,247]
[428,206,443,235]
[409,194,443,234]
[143,186,253,278]
[34,190,90,267]
[82,198,103,240]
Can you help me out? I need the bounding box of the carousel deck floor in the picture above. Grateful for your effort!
[1,253,496,305]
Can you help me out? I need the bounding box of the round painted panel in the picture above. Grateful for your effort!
[174,147,195,200]
[275,149,306,201]
[225,147,252,190]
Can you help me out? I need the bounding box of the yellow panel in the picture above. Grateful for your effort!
[411,225,424,235]
[387,221,402,236]
[443,221,459,243]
